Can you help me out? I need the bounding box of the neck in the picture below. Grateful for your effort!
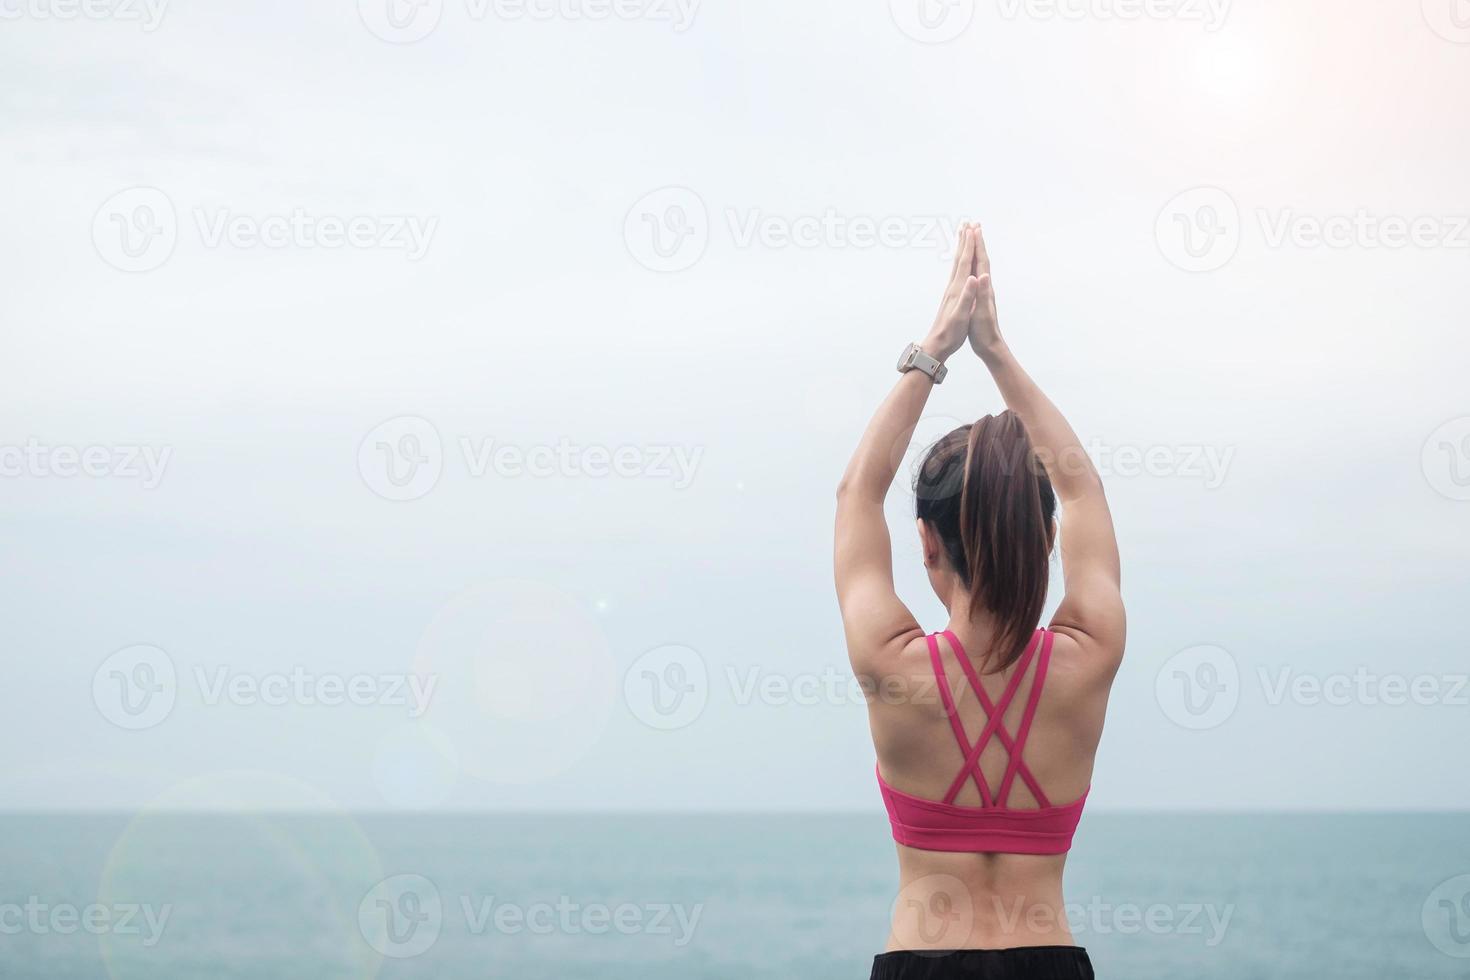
[936,581,1001,648]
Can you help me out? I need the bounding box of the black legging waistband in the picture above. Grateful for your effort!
[870,946,1094,980]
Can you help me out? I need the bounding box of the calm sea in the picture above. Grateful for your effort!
[2,813,1466,979]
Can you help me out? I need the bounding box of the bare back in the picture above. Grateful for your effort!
[866,627,1112,950]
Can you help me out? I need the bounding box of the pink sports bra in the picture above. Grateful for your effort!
[877,628,1088,855]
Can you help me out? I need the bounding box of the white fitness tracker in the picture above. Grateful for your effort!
[896,343,948,384]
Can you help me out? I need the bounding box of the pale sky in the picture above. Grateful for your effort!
[2,0,1467,812]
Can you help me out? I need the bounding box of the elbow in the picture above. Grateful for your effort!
[836,474,880,504]
[836,466,863,501]
[838,460,895,505]
[1057,469,1106,505]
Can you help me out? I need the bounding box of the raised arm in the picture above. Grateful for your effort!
[835,227,982,667]
[967,227,1125,666]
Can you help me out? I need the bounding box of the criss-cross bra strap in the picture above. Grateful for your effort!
[993,629,1055,808]
[926,632,994,807]
[935,630,1041,807]
[941,630,1052,808]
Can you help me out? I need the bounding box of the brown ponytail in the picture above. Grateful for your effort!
[914,412,1057,672]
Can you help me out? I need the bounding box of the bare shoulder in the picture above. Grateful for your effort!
[851,630,936,708]
[853,628,933,677]
[846,620,923,675]
[1042,625,1125,699]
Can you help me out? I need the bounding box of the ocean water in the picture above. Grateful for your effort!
[2,813,1467,979]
